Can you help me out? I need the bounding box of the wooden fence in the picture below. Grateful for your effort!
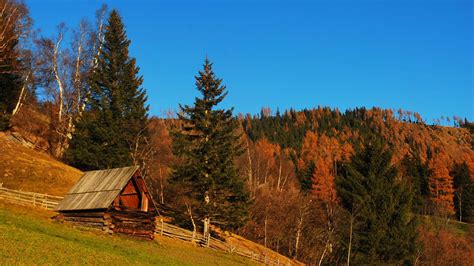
[155,218,295,265]
[0,184,63,210]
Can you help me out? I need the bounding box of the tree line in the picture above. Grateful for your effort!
[1,1,473,264]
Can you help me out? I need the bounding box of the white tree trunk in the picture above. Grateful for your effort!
[277,156,282,190]
[246,139,253,188]
[73,23,85,115]
[203,217,211,247]
[159,166,164,204]
[347,215,354,266]
[318,244,328,266]
[52,31,64,122]
[294,207,304,259]
[11,71,30,116]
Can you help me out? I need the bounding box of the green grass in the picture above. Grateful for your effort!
[0,201,257,265]
[419,215,472,236]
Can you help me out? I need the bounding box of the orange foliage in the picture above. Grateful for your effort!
[419,227,474,265]
[299,131,352,203]
[311,158,337,203]
[299,131,319,167]
[428,151,455,214]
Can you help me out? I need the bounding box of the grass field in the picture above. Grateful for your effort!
[0,200,257,265]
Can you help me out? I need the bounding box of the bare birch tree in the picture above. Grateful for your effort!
[34,5,107,157]
[0,0,31,73]
[0,0,33,128]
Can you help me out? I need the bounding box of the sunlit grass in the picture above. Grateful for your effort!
[419,215,472,236]
[0,201,257,265]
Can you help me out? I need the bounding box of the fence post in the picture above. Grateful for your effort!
[161,218,164,236]
[43,193,47,208]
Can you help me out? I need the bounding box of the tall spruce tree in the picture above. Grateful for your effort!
[298,161,315,192]
[65,10,148,171]
[336,141,417,264]
[171,58,249,231]
[401,153,431,214]
[452,162,474,222]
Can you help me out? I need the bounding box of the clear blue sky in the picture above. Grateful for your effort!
[27,0,473,122]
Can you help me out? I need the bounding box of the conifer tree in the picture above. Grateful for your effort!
[401,153,430,214]
[298,161,314,192]
[65,10,148,170]
[336,141,417,264]
[452,162,474,222]
[171,58,249,230]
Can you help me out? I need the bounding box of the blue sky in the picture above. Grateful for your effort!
[27,0,473,122]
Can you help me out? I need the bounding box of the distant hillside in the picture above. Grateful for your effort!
[0,132,82,196]
[243,107,473,164]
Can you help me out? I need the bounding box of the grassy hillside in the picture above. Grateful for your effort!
[0,200,256,265]
[0,132,82,196]
[419,215,472,236]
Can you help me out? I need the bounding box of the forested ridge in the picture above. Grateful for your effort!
[159,107,473,264]
[1,0,473,264]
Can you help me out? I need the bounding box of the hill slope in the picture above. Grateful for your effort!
[0,132,82,196]
[0,201,255,265]
[0,132,296,265]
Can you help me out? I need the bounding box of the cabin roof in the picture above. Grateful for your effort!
[56,166,140,211]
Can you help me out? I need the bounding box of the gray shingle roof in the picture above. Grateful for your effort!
[56,166,140,211]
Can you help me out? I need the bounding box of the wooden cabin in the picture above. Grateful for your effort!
[56,166,157,239]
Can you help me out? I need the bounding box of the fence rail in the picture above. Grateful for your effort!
[155,218,295,265]
[0,185,63,210]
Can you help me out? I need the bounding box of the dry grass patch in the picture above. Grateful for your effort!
[0,133,82,196]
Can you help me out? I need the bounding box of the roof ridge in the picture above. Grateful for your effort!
[66,188,121,195]
[84,165,139,173]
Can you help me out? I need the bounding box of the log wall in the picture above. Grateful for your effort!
[107,210,156,239]
[60,209,156,240]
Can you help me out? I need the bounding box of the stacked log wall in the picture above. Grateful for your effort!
[61,211,110,231]
[60,210,156,239]
[108,210,156,239]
